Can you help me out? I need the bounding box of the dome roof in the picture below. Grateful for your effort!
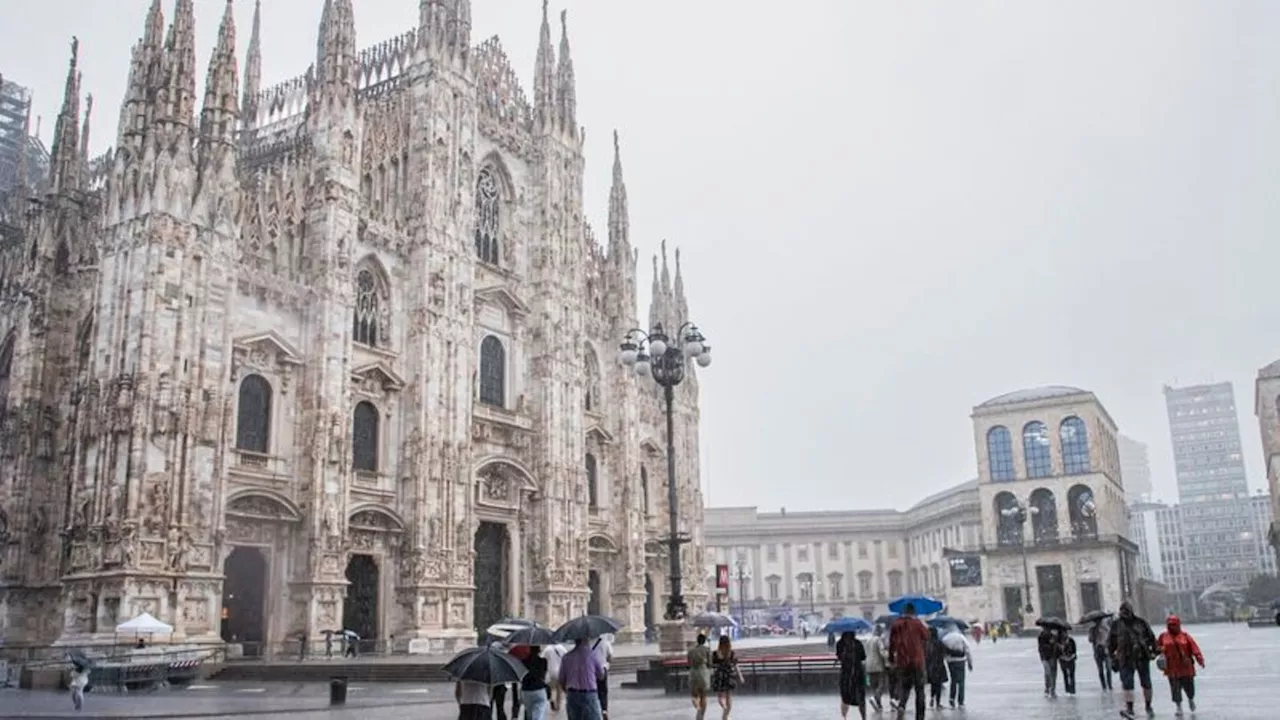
[977,385,1091,409]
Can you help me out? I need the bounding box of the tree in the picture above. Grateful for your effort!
[1245,573,1280,606]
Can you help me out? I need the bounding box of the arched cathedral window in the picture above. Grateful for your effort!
[352,401,380,472]
[586,453,599,509]
[235,374,273,453]
[474,166,500,265]
[479,335,506,407]
[0,334,13,422]
[353,269,381,347]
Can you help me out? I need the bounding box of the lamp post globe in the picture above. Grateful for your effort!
[618,322,712,623]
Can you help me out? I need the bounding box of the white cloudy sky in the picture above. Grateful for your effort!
[4,0,1279,510]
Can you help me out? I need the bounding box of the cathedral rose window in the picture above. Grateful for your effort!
[474,166,501,265]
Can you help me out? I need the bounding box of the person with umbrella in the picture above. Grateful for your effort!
[862,626,889,713]
[887,602,930,720]
[67,652,92,712]
[1084,612,1114,690]
[835,631,867,720]
[442,645,528,720]
[939,627,973,709]
[1107,601,1158,719]
[1036,619,1066,698]
[558,637,607,720]
[1057,627,1078,696]
[688,633,713,720]
[711,635,743,719]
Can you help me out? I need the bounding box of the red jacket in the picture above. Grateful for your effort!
[1156,630,1203,679]
[888,617,930,671]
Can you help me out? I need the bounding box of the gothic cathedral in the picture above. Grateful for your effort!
[0,0,707,652]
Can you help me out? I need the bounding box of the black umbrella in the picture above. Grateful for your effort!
[552,614,624,643]
[66,650,94,671]
[503,624,556,647]
[442,646,529,686]
[1079,610,1113,625]
[875,614,898,626]
[1035,617,1072,631]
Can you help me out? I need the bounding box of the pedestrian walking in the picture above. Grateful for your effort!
[688,634,712,720]
[1108,601,1158,719]
[862,628,889,712]
[519,645,552,720]
[711,636,743,720]
[68,664,89,711]
[1058,631,1078,695]
[887,603,930,720]
[454,679,491,720]
[925,627,947,709]
[558,637,606,720]
[1037,625,1060,698]
[1155,615,1204,715]
[1090,618,1113,690]
[941,629,973,709]
[836,631,867,720]
[591,635,613,719]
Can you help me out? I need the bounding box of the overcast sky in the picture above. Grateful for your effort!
[4,0,1279,511]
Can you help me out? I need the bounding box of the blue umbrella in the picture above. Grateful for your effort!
[888,594,944,616]
[822,617,873,634]
[928,616,969,631]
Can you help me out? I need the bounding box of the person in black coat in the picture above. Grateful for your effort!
[835,632,867,719]
[1038,626,1061,698]
[924,627,948,709]
[1057,631,1078,695]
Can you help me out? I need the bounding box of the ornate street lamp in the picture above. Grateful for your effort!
[735,560,752,628]
[619,322,712,622]
[1000,502,1039,615]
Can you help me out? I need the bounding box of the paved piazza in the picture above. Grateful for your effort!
[3,625,1276,719]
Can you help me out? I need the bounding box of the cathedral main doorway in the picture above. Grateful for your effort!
[221,547,267,651]
[587,570,601,616]
[473,521,508,634]
[343,555,379,643]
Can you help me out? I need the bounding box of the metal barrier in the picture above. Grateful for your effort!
[661,654,841,694]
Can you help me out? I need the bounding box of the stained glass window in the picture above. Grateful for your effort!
[478,335,506,407]
[352,401,380,472]
[235,374,272,453]
[1023,421,1052,478]
[1060,416,1090,475]
[987,425,1016,481]
[474,167,500,265]
[353,269,380,347]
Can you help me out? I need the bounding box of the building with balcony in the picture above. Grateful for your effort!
[964,386,1138,624]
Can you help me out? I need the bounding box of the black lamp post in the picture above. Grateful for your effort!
[619,322,711,622]
[735,560,751,627]
[1001,502,1039,615]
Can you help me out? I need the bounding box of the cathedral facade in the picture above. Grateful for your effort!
[0,0,707,652]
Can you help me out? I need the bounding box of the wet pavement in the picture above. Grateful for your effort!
[3,622,1275,718]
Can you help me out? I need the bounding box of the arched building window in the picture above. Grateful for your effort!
[640,465,650,515]
[584,348,601,412]
[478,335,506,407]
[586,453,599,509]
[0,334,13,422]
[994,491,1022,547]
[1029,488,1059,545]
[1022,421,1052,478]
[1060,416,1090,475]
[353,268,383,347]
[352,401,380,472]
[1068,484,1098,539]
[235,374,272,453]
[987,426,1015,481]
[474,166,501,264]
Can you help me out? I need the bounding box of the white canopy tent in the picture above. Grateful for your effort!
[115,612,173,635]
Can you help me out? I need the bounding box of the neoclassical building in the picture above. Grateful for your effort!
[707,385,1139,625]
[705,481,982,624]
[0,0,706,652]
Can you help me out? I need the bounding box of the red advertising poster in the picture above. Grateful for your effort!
[716,564,729,590]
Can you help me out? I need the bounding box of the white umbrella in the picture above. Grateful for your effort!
[115,612,173,635]
[941,631,968,654]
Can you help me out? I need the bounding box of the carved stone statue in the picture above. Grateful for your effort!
[166,528,190,572]
[327,411,344,465]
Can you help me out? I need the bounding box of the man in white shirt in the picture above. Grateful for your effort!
[541,643,568,712]
[590,635,614,718]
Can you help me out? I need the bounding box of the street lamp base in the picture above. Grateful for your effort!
[657,620,695,655]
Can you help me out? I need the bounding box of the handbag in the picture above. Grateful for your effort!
[1155,654,1167,672]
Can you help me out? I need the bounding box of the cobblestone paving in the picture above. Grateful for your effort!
[3,624,1275,718]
